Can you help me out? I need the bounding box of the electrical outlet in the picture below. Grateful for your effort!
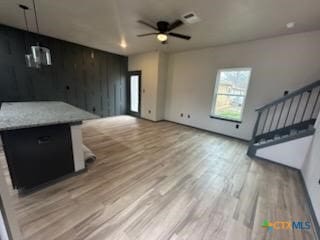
[180,113,184,117]
[236,124,239,129]
[148,110,151,114]
[187,114,190,118]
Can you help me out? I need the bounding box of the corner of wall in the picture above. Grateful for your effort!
[128,51,169,122]
[155,52,168,121]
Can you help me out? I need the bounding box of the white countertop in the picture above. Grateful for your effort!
[0,101,98,131]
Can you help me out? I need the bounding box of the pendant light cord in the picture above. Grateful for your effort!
[23,9,30,32]
[20,6,30,52]
[32,0,40,34]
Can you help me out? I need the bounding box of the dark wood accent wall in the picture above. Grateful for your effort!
[0,24,128,117]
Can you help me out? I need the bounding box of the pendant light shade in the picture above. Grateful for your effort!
[19,4,36,68]
[25,54,40,68]
[30,0,52,67]
[19,0,52,69]
[31,46,52,66]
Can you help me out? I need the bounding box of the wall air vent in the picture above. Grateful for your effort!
[181,12,201,24]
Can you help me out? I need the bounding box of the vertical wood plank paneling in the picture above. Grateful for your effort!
[107,54,115,116]
[114,56,121,115]
[120,56,128,114]
[0,24,128,117]
[101,51,108,116]
[96,50,106,117]
[0,26,31,102]
[49,38,67,102]
[103,53,111,116]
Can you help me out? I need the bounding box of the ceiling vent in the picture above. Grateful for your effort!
[181,12,201,24]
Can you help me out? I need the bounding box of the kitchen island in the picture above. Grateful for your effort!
[0,101,97,193]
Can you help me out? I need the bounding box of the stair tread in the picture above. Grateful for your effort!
[253,127,315,146]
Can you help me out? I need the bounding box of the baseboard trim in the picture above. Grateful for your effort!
[130,115,165,123]
[130,117,249,143]
[252,155,299,171]
[252,155,319,239]
[164,120,249,143]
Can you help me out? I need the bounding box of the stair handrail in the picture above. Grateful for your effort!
[249,79,320,155]
[256,80,320,112]
[248,80,320,157]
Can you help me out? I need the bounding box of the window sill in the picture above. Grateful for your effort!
[209,115,242,123]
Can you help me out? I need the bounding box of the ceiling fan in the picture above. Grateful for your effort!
[137,19,191,44]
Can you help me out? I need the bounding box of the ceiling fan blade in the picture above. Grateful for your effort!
[169,32,191,40]
[137,33,158,37]
[168,20,183,31]
[137,20,158,30]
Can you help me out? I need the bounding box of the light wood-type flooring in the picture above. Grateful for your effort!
[0,116,318,240]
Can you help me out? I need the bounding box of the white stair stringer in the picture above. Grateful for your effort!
[255,135,313,169]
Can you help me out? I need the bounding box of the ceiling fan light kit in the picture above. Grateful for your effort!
[157,33,168,42]
[137,19,191,44]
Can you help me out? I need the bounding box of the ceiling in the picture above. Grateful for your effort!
[1,0,320,55]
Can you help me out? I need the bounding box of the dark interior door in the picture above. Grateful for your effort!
[128,71,141,117]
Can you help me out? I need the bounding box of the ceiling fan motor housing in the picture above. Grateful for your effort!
[157,21,169,33]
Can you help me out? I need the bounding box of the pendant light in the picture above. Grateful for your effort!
[30,0,52,66]
[19,4,40,68]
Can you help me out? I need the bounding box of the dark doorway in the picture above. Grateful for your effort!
[128,71,141,117]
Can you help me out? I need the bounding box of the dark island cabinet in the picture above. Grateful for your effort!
[1,124,74,190]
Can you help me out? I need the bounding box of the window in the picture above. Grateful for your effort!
[211,68,251,122]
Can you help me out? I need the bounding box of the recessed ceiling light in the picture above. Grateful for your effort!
[286,22,295,29]
[120,40,127,48]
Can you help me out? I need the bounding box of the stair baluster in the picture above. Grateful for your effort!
[247,80,320,157]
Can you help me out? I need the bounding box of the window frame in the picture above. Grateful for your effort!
[210,67,252,123]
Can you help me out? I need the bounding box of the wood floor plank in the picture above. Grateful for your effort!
[0,116,318,240]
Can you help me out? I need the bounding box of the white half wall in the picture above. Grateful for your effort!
[255,136,313,169]
[165,30,320,140]
[71,125,85,172]
[302,114,320,224]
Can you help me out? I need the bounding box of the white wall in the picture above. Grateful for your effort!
[0,209,9,240]
[302,113,320,224]
[255,136,313,169]
[156,52,168,120]
[71,125,85,172]
[129,51,167,121]
[165,30,320,140]
[129,51,159,121]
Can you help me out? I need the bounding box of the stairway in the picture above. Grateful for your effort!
[248,80,320,167]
